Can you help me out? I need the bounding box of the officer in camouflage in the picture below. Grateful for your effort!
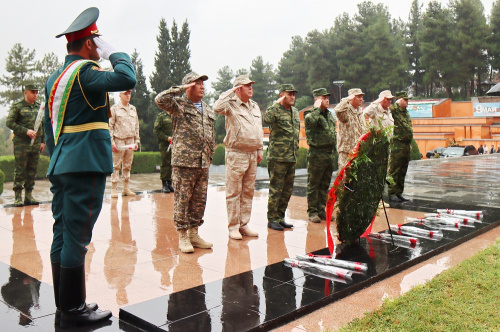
[388,91,413,202]
[155,72,215,253]
[154,111,174,193]
[6,84,45,206]
[264,84,300,231]
[304,88,337,223]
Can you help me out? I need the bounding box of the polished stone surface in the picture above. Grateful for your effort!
[0,155,498,331]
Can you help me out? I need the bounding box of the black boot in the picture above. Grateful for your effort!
[162,180,170,193]
[166,180,174,193]
[59,264,111,328]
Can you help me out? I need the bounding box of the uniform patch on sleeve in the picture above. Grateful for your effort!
[91,66,106,71]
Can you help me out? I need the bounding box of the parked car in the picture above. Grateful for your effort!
[442,145,478,158]
[426,147,446,159]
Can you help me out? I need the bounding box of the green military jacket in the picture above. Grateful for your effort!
[304,107,336,152]
[154,111,173,150]
[6,99,44,145]
[264,102,300,162]
[390,103,413,143]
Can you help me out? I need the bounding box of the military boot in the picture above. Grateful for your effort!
[24,190,39,205]
[14,189,23,207]
[111,182,118,198]
[122,181,136,196]
[166,180,174,193]
[189,227,213,249]
[161,180,170,193]
[178,229,194,253]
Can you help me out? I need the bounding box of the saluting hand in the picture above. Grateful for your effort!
[276,95,285,105]
[94,37,119,60]
[314,98,322,108]
[183,82,196,90]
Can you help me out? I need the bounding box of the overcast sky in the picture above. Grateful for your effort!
[0,0,494,117]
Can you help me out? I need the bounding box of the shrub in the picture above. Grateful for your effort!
[0,168,4,195]
[410,139,422,160]
[130,152,162,174]
[296,147,308,169]
[259,149,268,167]
[212,145,225,165]
[0,155,49,182]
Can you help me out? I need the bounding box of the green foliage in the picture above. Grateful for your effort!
[294,96,313,111]
[296,147,308,169]
[0,43,37,105]
[276,36,310,96]
[259,149,268,167]
[130,152,162,174]
[0,155,49,182]
[212,145,225,166]
[407,0,424,97]
[0,116,14,156]
[214,114,226,144]
[488,0,500,72]
[250,56,277,110]
[410,139,421,160]
[335,127,391,244]
[34,52,62,100]
[0,168,4,195]
[211,66,234,101]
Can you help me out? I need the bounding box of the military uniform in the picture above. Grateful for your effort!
[364,102,394,131]
[264,85,300,226]
[387,93,413,197]
[6,95,44,205]
[153,111,174,192]
[109,99,140,195]
[304,88,337,222]
[335,97,366,170]
[213,75,263,238]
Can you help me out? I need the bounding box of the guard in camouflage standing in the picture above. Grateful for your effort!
[154,111,174,193]
[304,88,337,223]
[155,72,215,254]
[6,84,45,207]
[387,91,413,202]
[264,84,300,231]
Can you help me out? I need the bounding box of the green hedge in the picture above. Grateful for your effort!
[0,155,50,182]
[0,169,4,195]
[296,147,308,169]
[130,152,162,174]
[410,139,422,160]
[212,145,225,165]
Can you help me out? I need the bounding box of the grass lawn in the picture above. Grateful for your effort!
[338,238,500,331]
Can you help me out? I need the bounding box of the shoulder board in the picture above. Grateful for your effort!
[91,66,107,72]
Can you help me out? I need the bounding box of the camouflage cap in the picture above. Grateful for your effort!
[395,91,412,99]
[312,88,330,97]
[347,88,364,100]
[24,84,39,91]
[233,75,255,87]
[278,84,298,94]
[379,90,395,99]
[182,72,208,85]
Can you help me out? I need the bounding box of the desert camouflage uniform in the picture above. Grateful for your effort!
[363,102,394,131]
[335,97,365,170]
[304,107,337,219]
[6,99,44,192]
[155,86,215,230]
[213,89,263,231]
[264,102,300,223]
[109,101,140,184]
[387,103,413,196]
[154,111,173,182]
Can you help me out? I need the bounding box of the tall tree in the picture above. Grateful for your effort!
[276,36,309,95]
[0,43,36,105]
[211,65,234,101]
[35,52,62,92]
[304,29,338,96]
[488,0,500,74]
[249,56,276,111]
[150,18,192,95]
[407,0,424,96]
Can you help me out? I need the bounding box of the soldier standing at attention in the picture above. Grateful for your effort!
[44,7,136,327]
[304,88,337,223]
[264,84,300,231]
[155,72,215,253]
[109,90,140,198]
[388,91,413,202]
[154,111,174,193]
[213,75,263,240]
[6,84,45,207]
[335,88,365,170]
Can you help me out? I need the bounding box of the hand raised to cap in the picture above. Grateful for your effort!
[276,95,285,105]
[183,82,196,90]
[314,98,323,108]
[94,37,118,60]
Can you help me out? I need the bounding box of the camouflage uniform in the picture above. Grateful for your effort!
[264,102,300,223]
[6,99,44,198]
[335,97,365,170]
[363,102,394,131]
[387,102,413,196]
[154,111,173,183]
[155,86,215,230]
[304,105,337,220]
[109,101,140,185]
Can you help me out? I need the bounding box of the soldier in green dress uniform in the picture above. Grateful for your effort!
[43,7,136,328]
[6,84,45,206]
[154,111,174,193]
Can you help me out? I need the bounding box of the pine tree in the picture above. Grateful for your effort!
[250,56,276,111]
[407,0,424,96]
[276,36,309,96]
[35,52,62,102]
[304,29,338,96]
[211,65,234,101]
[488,0,500,74]
[0,43,37,105]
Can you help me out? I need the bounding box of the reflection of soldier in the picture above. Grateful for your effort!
[110,90,140,197]
[304,88,337,223]
[264,84,300,231]
[6,84,45,206]
[155,72,215,254]
[335,88,365,170]
[388,91,413,202]
[154,111,174,193]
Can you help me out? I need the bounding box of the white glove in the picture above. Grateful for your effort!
[94,37,119,60]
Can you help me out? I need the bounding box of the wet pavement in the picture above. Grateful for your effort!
[0,155,499,331]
